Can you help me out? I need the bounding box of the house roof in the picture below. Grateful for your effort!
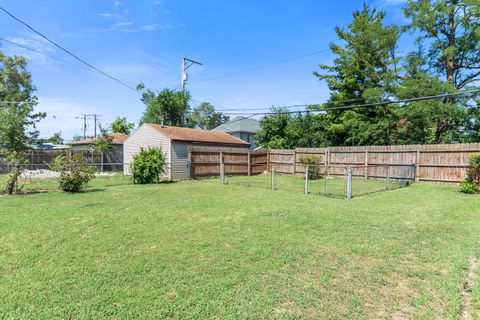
[146,124,250,145]
[72,133,129,145]
[213,116,260,134]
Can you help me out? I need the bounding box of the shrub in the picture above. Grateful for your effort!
[3,151,28,195]
[299,154,322,180]
[460,154,480,194]
[51,154,96,192]
[131,147,166,184]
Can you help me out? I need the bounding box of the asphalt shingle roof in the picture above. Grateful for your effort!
[146,124,250,145]
[213,117,260,134]
[72,133,129,145]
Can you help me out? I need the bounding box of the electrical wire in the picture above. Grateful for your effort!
[191,48,330,83]
[248,89,480,116]
[0,6,138,92]
[0,36,86,68]
[210,89,480,126]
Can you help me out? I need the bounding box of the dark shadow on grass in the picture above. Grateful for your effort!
[79,188,106,193]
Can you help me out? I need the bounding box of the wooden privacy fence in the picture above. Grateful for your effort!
[189,142,480,184]
[270,143,480,184]
[188,146,267,177]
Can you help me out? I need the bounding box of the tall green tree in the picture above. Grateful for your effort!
[404,0,480,90]
[111,117,134,134]
[254,108,292,149]
[314,4,402,145]
[138,84,190,126]
[188,102,229,130]
[0,52,45,150]
[403,0,480,142]
[0,51,45,194]
[255,110,330,149]
[395,52,467,143]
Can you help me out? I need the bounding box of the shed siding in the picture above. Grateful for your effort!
[170,141,189,179]
[123,125,171,178]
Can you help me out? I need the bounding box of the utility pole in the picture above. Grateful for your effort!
[93,114,98,137]
[181,57,203,95]
[76,114,101,139]
[76,114,88,139]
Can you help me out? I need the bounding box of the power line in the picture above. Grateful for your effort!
[243,89,480,117]
[0,6,138,92]
[207,89,480,126]
[0,36,84,68]
[191,48,330,84]
[191,97,367,113]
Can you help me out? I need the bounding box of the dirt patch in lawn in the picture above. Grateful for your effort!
[460,257,480,320]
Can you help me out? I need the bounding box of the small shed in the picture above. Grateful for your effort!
[123,123,250,179]
[71,133,128,171]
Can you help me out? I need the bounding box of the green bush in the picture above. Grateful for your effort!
[460,154,480,194]
[460,181,478,194]
[3,151,28,195]
[51,154,96,193]
[131,147,166,184]
[299,154,322,180]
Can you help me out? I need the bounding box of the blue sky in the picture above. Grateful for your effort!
[0,0,410,139]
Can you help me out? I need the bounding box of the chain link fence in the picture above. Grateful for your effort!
[219,163,416,199]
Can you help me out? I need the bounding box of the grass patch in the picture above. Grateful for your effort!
[0,173,132,193]
[0,174,479,318]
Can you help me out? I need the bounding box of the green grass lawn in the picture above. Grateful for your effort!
[1,174,479,319]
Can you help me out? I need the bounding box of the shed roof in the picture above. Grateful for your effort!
[146,124,249,145]
[72,133,129,145]
[213,116,260,134]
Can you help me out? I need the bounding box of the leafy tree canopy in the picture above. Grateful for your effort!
[188,102,229,130]
[0,51,45,151]
[138,83,190,127]
[111,117,134,135]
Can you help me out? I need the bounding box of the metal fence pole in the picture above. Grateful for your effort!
[304,165,309,195]
[220,163,225,184]
[271,166,276,191]
[186,160,191,180]
[346,168,352,200]
[324,165,328,196]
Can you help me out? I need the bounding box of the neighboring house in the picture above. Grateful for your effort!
[71,133,128,170]
[213,116,260,148]
[123,124,250,179]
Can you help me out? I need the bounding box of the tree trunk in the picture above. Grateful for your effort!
[446,4,457,88]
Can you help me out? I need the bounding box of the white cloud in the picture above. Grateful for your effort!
[113,22,133,27]
[375,0,407,7]
[94,22,171,33]
[35,97,104,140]
[383,0,406,4]
[114,1,121,6]
[0,35,59,65]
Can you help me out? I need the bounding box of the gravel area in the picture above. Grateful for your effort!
[19,169,117,179]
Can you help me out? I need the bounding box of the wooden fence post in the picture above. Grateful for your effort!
[247,150,251,176]
[415,149,421,182]
[187,150,192,179]
[219,151,223,175]
[267,149,270,172]
[292,149,297,175]
[364,149,368,179]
